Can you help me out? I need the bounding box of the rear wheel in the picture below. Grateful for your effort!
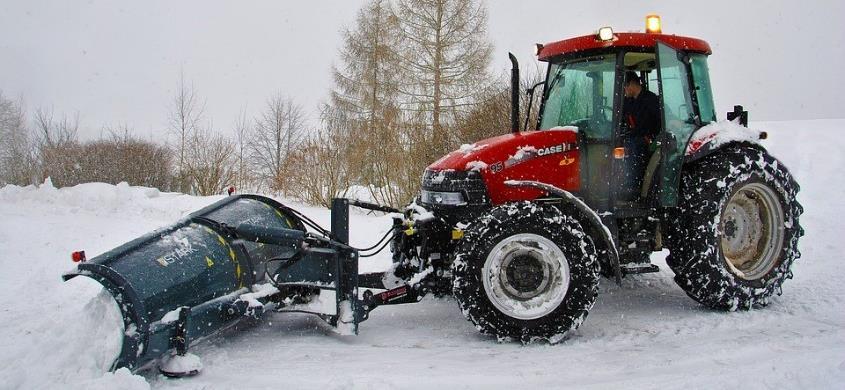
[667,145,803,310]
[452,202,600,342]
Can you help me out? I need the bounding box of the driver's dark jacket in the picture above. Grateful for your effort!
[622,89,661,141]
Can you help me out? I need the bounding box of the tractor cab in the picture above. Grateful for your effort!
[535,17,716,215]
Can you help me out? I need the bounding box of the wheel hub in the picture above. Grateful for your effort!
[720,182,785,280]
[503,255,548,298]
[482,233,570,320]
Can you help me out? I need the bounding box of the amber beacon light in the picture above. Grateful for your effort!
[646,14,662,33]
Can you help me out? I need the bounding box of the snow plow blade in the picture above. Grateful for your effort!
[63,195,364,373]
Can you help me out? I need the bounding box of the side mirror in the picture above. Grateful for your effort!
[523,80,546,131]
[727,105,748,127]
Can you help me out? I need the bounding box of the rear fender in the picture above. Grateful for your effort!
[685,121,767,163]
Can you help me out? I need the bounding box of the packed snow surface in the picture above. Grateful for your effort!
[1,119,844,389]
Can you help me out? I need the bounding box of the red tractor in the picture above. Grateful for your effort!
[382,16,804,342]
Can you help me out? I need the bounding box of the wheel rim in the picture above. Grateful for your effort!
[482,233,570,320]
[720,182,785,280]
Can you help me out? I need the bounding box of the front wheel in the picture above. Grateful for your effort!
[667,145,803,310]
[452,202,600,343]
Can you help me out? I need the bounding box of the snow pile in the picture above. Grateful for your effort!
[0,278,147,390]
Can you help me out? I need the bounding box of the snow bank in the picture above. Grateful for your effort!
[0,178,222,222]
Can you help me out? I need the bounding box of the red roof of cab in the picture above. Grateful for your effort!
[538,32,711,61]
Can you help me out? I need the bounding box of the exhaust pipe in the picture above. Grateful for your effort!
[509,52,520,133]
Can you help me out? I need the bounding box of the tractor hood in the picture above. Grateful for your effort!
[426,128,581,205]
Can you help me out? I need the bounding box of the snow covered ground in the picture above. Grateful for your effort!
[0,119,843,389]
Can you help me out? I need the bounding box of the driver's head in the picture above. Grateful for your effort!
[624,71,642,98]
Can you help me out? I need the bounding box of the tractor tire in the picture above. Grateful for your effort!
[666,145,803,310]
[452,202,600,343]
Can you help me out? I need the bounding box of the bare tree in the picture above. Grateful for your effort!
[186,128,235,196]
[395,0,494,157]
[332,0,402,115]
[328,0,402,204]
[33,107,80,187]
[167,71,205,193]
[286,106,352,207]
[232,108,252,192]
[455,68,544,143]
[34,107,78,149]
[0,92,36,185]
[249,94,304,195]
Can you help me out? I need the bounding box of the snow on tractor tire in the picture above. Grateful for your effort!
[667,145,804,310]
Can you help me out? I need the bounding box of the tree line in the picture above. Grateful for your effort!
[0,0,540,207]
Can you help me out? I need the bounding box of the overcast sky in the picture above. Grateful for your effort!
[1,0,843,141]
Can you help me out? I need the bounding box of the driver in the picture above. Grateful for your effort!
[620,71,661,200]
[622,71,660,141]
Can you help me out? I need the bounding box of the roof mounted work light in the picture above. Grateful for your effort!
[597,26,614,41]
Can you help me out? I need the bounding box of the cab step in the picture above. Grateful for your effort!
[620,263,660,275]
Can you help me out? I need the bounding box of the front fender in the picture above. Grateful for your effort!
[504,180,622,284]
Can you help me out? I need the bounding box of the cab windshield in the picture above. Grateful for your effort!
[539,55,616,140]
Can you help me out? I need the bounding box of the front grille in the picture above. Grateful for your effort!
[421,169,489,206]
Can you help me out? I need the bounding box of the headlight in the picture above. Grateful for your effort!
[597,26,614,41]
[421,190,466,206]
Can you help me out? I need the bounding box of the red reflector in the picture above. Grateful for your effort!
[71,251,86,263]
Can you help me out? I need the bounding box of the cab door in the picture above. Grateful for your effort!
[654,42,700,206]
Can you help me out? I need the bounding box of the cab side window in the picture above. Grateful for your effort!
[690,54,717,124]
